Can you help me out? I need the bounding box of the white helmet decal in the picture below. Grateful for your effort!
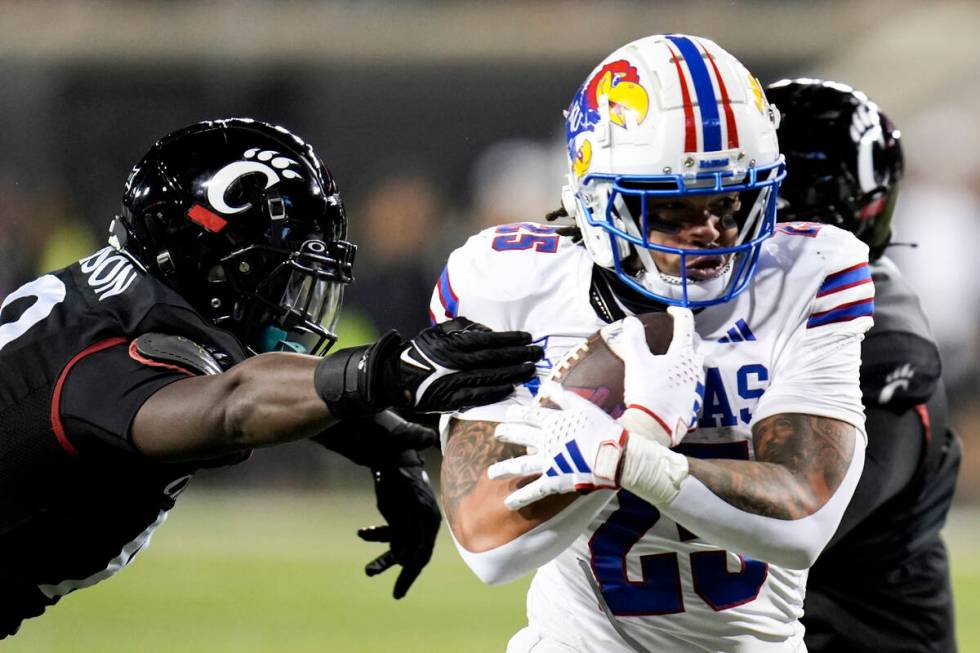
[206,149,303,215]
[850,101,886,193]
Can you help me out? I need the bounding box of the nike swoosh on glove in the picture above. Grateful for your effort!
[400,317,543,413]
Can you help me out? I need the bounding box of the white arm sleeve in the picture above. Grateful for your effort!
[442,396,610,585]
[659,435,865,570]
[450,490,615,585]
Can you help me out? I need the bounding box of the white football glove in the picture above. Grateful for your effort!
[603,307,705,448]
[487,385,627,511]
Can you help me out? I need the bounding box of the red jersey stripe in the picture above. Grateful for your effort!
[51,337,128,457]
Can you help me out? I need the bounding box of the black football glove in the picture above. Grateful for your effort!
[400,317,543,412]
[314,318,542,418]
[312,412,440,599]
[359,450,441,599]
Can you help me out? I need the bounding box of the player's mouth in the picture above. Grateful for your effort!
[685,254,730,280]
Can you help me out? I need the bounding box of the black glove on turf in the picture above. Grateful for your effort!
[359,450,441,599]
[314,317,542,418]
[313,412,440,599]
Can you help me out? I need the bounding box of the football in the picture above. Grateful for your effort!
[545,312,674,416]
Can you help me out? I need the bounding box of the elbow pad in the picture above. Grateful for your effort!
[131,333,223,375]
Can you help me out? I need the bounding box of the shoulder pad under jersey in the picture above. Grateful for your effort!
[132,333,224,376]
[860,257,941,408]
[430,223,582,329]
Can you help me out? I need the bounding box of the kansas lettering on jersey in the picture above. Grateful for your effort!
[431,221,873,652]
[0,247,246,635]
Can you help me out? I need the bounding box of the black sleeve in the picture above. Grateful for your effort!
[58,342,194,456]
[826,404,925,547]
[860,330,940,410]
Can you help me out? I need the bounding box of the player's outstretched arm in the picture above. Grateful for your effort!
[132,351,331,461]
[133,318,541,462]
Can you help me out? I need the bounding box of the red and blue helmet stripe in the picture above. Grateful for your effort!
[667,35,724,152]
[665,35,741,154]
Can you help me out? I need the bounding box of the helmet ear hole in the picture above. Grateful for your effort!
[206,265,226,282]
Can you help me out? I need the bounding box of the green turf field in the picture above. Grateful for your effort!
[7,490,979,652]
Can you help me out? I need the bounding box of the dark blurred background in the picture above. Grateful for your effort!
[1,0,978,497]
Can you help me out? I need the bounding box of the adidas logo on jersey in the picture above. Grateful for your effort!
[718,319,756,343]
[79,248,138,301]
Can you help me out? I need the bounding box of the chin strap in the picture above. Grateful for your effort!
[590,266,671,321]
[588,266,628,324]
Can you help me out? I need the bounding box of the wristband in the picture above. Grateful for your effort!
[619,435,689,506]
[314,330,403,418]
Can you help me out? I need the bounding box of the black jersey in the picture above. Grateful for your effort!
[0,247,248,637]
[803,256,960,653]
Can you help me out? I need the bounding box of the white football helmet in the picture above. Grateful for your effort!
[562,34,785,307]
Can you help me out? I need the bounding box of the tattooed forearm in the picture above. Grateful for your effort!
[687,414,855,520]
[440,419,522,525]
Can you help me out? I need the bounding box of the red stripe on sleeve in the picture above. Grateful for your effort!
[815,276,873,298]
[808,297,875,320]
[825,262,867,283]
[51,337,128,457]
[914,404,932,446]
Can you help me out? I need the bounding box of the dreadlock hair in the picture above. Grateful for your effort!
[544,205,582,242]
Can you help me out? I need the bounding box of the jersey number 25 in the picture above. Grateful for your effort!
[589,441,768,615]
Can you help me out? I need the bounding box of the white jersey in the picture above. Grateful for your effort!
[432,221,873,652]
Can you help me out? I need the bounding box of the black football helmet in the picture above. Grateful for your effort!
[109,118,355,355]
[767,79,904,261]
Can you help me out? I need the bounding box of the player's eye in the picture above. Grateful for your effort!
[710,197,738,213]
[645,218,682,235]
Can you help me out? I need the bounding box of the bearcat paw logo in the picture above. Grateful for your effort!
[243,148,302,179]
[879,363,915,404]
[207,149,303,215]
